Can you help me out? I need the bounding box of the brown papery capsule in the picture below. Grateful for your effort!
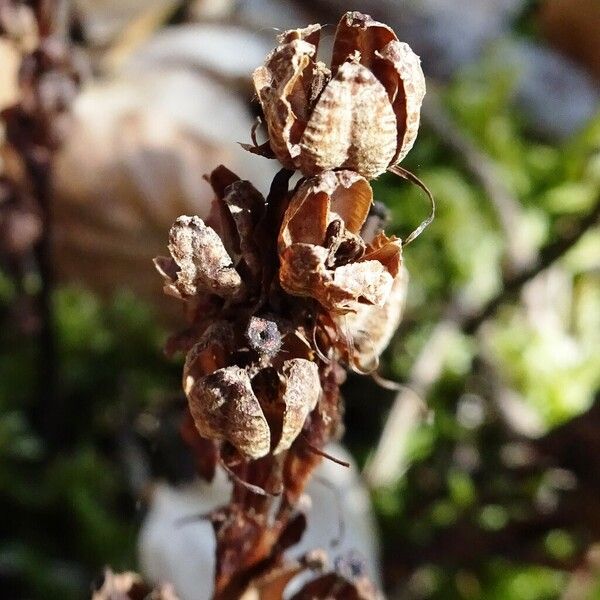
[278,171,402,312]
[252,11,426,179]
[187,365,271,460]
[341,265,409,370]
[154,215,243,299]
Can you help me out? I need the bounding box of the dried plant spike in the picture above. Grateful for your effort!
[274,359,321,454]
[187,366,271,460]
[166,215,243,298]
[251,11,425,179]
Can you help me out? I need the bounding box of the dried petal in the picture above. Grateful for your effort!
[166,215,243,298]
[330,260,394,307]
[279,244,394,312]
[298,61,396,179]
[341,266,408,369]
[331,11,397,72]
[183,321,235,393]
[253,26,322,169]
[279,171,372,251]
[273,359,321,454]
[363,231,402,278]
[222,180,265,278]
[376,41,426,165]
[187,366,270,460]
[279,243,330,301]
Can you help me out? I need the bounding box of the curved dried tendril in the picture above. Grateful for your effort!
[389,164,435,245]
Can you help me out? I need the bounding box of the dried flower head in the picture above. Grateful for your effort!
[155,215,243,299]
[278,171,402,311]
[252,11,426,179]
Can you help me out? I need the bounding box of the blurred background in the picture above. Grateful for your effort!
[1,0,599,598]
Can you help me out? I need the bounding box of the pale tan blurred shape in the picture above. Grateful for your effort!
[52,20,279,318]
[0,39,20,112]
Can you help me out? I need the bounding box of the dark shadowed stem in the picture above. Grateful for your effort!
[31,156,59,445]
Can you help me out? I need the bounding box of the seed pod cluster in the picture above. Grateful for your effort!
[155,168,326,461]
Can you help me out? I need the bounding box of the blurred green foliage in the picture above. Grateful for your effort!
[0,288,180,599]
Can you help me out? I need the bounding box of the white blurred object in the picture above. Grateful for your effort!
[139,444,381,600]
[125,23,273,82]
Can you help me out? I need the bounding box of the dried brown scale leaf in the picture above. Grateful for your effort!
[274,359,321,454]
[187,366,271,460]
[164,215,243,298]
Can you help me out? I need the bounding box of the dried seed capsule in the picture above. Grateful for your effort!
[186,365,271,460]
[278,170,372,251]
[155,215,243,299]
[274,359,321,454]
[245,315,284,358]
[278,171,402,312]
[252,11,426,179]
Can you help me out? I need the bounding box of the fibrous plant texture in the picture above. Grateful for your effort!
[154,11,428,600]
